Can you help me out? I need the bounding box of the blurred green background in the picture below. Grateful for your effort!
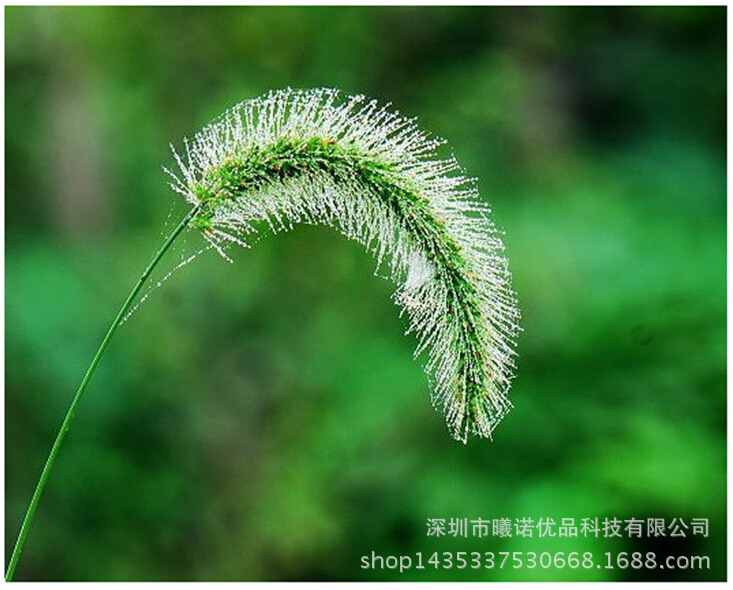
[5,6,726,581]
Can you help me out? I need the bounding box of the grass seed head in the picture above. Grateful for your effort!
[170,88,520,442]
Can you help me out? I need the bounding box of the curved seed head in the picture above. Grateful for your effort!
[169,88,520,442]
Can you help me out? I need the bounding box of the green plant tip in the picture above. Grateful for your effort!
[169,88,520,442]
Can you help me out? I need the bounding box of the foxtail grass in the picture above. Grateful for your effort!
[7,88,519,580]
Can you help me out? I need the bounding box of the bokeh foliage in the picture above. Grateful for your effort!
[5,6,725,581]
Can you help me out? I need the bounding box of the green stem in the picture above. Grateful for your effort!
[6,204,200,581]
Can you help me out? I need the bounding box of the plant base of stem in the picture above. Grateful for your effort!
[6,204,199,581]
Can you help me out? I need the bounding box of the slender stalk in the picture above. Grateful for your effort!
[6,204,200,581]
